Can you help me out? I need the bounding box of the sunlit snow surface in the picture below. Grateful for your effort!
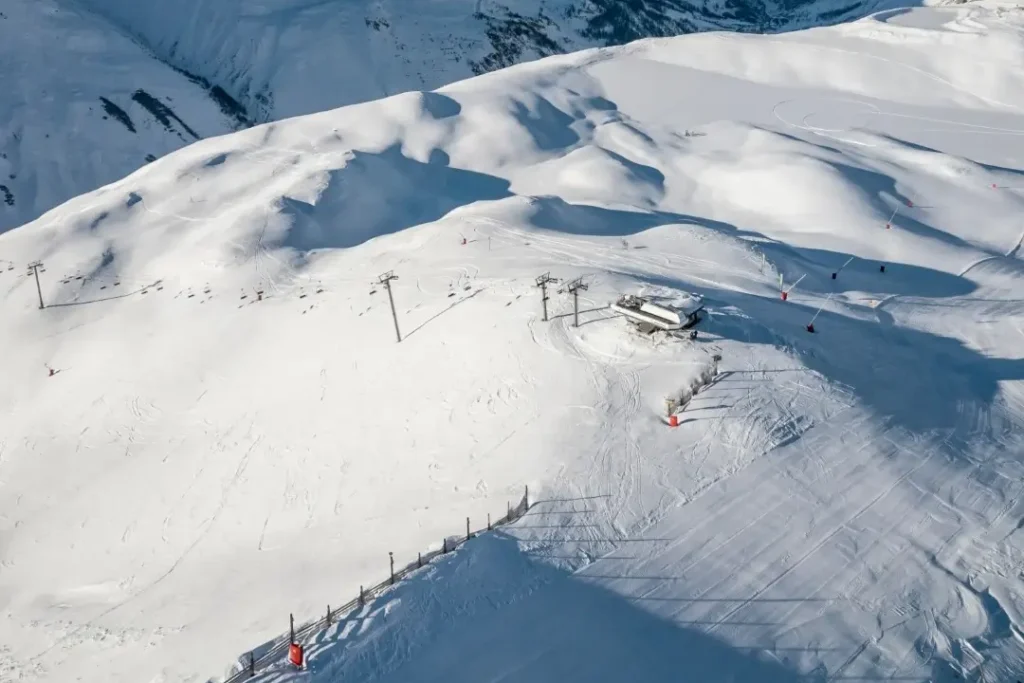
[2,4,1024,683]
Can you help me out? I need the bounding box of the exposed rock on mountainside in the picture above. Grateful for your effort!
[2,0,898,233]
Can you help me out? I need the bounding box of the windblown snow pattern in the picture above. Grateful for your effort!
[2,3,1024,683]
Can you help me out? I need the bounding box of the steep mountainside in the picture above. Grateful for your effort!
[79,0,905,124]
[2,0,905,234]
[0,0,247,234]
[2,4,1024,683]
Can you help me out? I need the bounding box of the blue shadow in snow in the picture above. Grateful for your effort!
[278,144,511,251]
[299,532,816,683]
[527,196,977,299]
[630,271,1024,440]
[511,96,581,151]
[874,134,1024,179]
[759,242,977,298]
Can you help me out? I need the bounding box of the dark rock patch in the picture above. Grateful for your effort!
[99,97,136,133]
[132,89,200,140]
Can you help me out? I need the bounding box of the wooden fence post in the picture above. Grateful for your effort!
[326,604,331,626]
[487,513,491,531]
[359,585,364,606]
[248,651,255,678]
[389,551,395,585]
[466,516,471,541]
[418,551,422,568]
[525,484,529,511]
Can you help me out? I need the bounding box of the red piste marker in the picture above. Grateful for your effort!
[289,643,304,668]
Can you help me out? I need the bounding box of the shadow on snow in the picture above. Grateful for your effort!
[258,532,816,683]
[632,271,1023,439]
[277,144,511,252]
[247,133,1017,443]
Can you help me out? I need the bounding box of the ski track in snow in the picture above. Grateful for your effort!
[3,3,1024,683]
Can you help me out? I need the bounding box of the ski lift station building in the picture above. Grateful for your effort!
[611,294,705,333]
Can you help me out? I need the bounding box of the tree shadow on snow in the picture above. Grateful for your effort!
[289,532,817,683]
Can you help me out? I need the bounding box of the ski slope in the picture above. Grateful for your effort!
[2,2,1024,682]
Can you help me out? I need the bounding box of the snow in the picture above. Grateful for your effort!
[72,0,903,124]
[3,3,1024,683]
[0,0,243,234]
[2,0,908,234]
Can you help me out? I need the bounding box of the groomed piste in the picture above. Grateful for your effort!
[2,3,1024,683]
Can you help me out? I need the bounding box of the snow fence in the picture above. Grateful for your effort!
[223,487,532,682]
[666,355,721,417]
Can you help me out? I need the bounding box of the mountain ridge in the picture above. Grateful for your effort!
[80,0,911,124]
[2,3,1024,683]
[1,0,911,234]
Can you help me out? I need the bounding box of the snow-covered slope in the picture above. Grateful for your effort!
[4,0,907,234]
[3,3,1024,683]
[78,0,906,124]
[0,0,246,234]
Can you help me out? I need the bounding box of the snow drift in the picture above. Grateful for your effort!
[2,3,1024,683]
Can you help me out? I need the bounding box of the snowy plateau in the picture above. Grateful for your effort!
[1,0,905,234]
[3,2,1024,683]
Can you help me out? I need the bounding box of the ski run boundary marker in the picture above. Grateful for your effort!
[223,488,532,682]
